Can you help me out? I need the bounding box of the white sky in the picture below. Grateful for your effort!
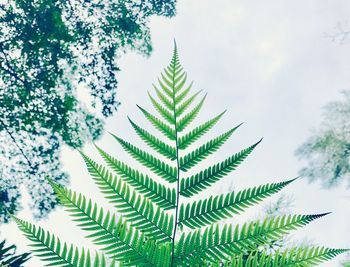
[2,1,350,266]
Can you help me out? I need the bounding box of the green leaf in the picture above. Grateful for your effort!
[158,76,173,99]
[128,117,176,160]
[12,42,345,267]
[210,247,349,267]
[110,134,177,183]
[174,72,187,93]
[175,214,329,266]
[49,180,160,264]
[177,94,207,132]
[96,146,176,210]
[137,105,176,140]
[180,140,262,197]
[178,111,226,150]
[175,90,202,117]
[245,247,350,267]
[179,123,242,171]
[80,153,174,242]
[148,92,175,125]
[179,179,296,229]
[175,81,193,104]
[12,216,109,267]
[153,84,173,111]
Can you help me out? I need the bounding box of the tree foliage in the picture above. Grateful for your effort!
[12,44,346,266]
[296,90,350,187]
[0,0,177,222]
[0,239,30,267]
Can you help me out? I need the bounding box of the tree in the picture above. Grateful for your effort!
[0,239,30,267]
[296,90,350,187]
[0,0,177,222]
[12,44,346,267]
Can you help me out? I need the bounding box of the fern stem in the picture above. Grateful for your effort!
[171,46,181,267]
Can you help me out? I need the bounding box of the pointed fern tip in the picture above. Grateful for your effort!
[282,177,299,185]
[136,104,145,112]
[253,138,263,147]
[92,143,101,150]
[314,212,332,218]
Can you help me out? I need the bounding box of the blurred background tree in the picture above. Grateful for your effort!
[299,21,350,265]
[0,238,30,266]
[0,0,177,222]
[296,90,350,187]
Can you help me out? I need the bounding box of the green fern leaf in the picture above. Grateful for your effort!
[174,72,187,93]
[179,179,296,229]
[148,92,175,124]
[179,123,242,171]
[180,140,261,197]
[243,247,350,267]
[175,214,328,266]
[212,247,349,267]
[275,246,349,267]
[175,90,202,118]
[177,94,207,132]
[96,147,176,210]
[12,42,346,267]
[158,76,173,99]
[81,153,174,242]
[110,134,177,183]
[175,81,193,104]
[153,84,173,111]
[49,180,164,264]
[178,111,226,150]
[11,216,109,267]
[137,105,176,140]
[128,117,176,160]
[163,64,186,92]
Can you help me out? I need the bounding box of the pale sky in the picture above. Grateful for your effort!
[3,1,350,266]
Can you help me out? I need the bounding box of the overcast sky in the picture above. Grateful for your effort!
[3,1,350,266]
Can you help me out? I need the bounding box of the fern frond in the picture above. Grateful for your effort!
[163,64,186,92]
[177,94,207,132]
[153,84,173,111]
[12,216,109,267]
[81,153,174,242]
[128,117,176,160]
[178,111,226,150]
[174,72,187,93]
[175,81,193,104]
[180,140,261,197]
[175,214,328,266]
[12,43,344,267]
[137,105,176,140]
[240,247,350,267]
[49,181,167,264]
[175,90,202,117]
[158,76,173,99]
[179,123,242,171]
[210,247,349,267]
[96,147,176,210]
[148,92,175,124]
[274,246,349,267]
[178,179,296,229]
[110,134,177,183]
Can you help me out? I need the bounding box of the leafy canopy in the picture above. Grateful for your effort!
[296,90,350,187]
[0,0,177,222]
[0,239,30,267]
[13,43,347,266]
